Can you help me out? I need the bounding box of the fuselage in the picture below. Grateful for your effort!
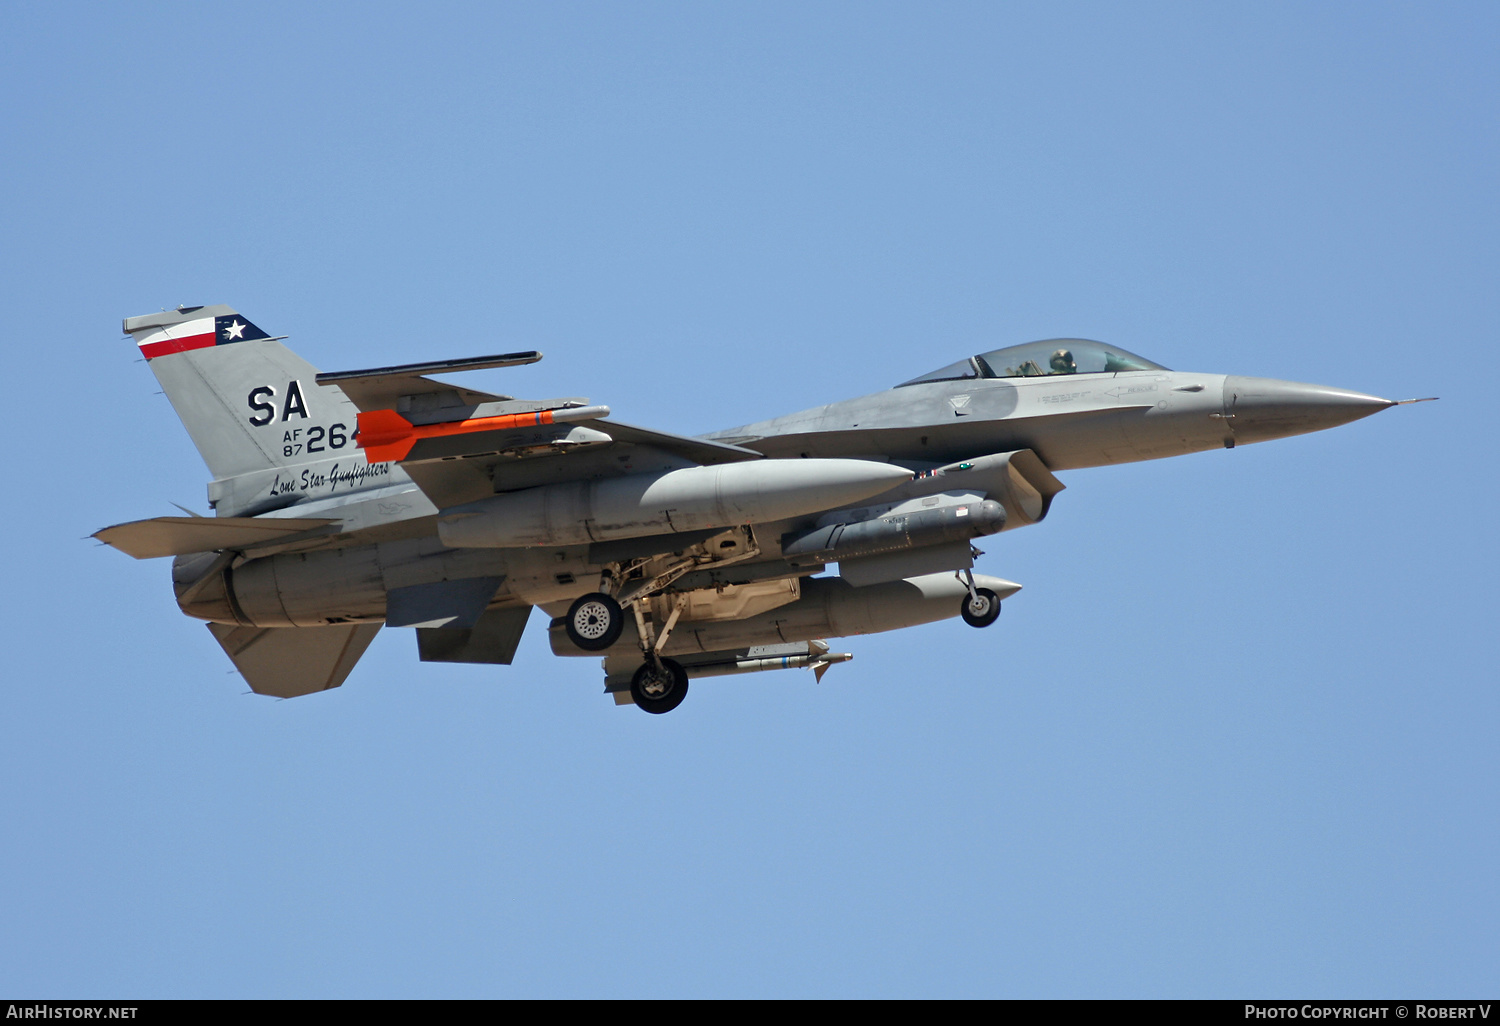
[710,369,1391,470]
[116,308,1405,703]
[172,340,1393,630]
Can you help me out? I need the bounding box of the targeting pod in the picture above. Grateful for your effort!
[780,495,1006,568]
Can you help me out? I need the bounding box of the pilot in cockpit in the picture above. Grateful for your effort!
[1049,348,1078,375]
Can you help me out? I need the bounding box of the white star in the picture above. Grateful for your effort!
[223,320,246,340]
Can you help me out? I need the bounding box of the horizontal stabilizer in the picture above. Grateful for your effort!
[316,352,543,411]
[417,605,531,664]
[207,622,381,698]
[386,576,505,629]
[94,515,337,559]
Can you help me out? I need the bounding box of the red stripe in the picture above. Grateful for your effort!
[140,332,216,360]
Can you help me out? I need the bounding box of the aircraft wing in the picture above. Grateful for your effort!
[314,352,543,410]
[576,419,765,466]
[317,352,765,508]
[395,417,766,508]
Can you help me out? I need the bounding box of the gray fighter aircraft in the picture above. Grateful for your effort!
[97,305,1427,713]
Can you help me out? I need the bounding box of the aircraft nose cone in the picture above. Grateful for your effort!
[1222,376,1394,443]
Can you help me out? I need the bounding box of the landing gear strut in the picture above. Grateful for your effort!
[958,569,1001,628]
[626,593,692,714]
[583,531,762,713]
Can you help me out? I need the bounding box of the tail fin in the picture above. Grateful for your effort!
[124,305,361,480]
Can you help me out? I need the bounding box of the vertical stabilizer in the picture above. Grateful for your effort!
[124,305,362,480]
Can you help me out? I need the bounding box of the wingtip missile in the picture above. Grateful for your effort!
[813,652,853,683]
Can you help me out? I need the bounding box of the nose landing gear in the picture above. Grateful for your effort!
[958,569,1001,628]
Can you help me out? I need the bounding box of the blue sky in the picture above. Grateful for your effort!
[1,1,1494,997]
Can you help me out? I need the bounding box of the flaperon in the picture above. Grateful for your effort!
[97,305,1429,713]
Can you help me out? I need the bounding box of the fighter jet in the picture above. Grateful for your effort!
[96,305,1428,713]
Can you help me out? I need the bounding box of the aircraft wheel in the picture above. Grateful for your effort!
[565,592,624,651]
[961,588,1001,628]
[631,658,689,715]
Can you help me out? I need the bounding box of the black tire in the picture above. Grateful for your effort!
[565,592,624,651]
[630,658,689,714]
[960,588,1001,628]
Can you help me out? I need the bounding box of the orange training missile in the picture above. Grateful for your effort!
[357,405,610,463]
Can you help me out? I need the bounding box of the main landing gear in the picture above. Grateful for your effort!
[564,592,624,651]
[561,584,695,715]
[566,590,689,713]
[958,568,1001,628]
[565,585,692,715]
[631,657,689,714]
[566,531,761,714]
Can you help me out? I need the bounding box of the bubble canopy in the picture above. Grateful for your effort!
[897,338,1168,387]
